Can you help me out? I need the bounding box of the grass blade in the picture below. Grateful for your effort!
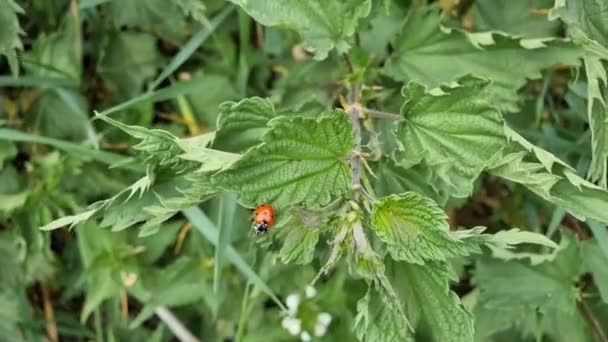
[98,77,214,117]
[235,283,252,342]
[214,193,238,293]
[182,206,286,312]
[149,5,235,91]
[0,76,78,88]
[0,129,133,168]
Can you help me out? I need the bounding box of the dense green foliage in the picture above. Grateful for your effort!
[1,0,608,341]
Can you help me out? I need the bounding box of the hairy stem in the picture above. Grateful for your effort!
[349,84,362,198]
[343,53,363,198]
[363,108,404,121]
[155,306,200,342]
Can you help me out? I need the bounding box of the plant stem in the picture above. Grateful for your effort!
[155,306,200,342]
[41,284,59,342]
[578,299,608,342]
[363,108,404,121]
[348,83,362,197]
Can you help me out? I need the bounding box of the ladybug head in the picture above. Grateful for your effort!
[254,222,268,236]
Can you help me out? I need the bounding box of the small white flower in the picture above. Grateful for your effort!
[300,331,312,342]
[317,312,332,326]
[285,294,300,316]
[305,286,317,298]
[281,317,302,336]
[314,312,332,337]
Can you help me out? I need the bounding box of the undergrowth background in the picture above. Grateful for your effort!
[1,0,608,341]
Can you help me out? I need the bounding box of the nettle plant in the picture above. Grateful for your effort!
[38,0,608,341]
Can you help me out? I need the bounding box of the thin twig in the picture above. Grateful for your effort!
[363,108,404,121]
[578,299,608,342]
[120,290,129,324]
[174,222,193,254]
[155,306,201,342]
[41,284,59,342]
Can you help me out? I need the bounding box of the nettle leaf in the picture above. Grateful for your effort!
[109,0,189,41]
[581,241,608,303]
[353,280,414,342]
[177,133,241,172]
[0,0,23,74]
[473,0,559,38]
[375,161,447,206]
[228,0,372,59]
[98,32,160,99]
[398,262,474,342]
[489,127,608,224]
[550,0,608,185]
[550,0,608,48]
[277,207,326,264]
[393,77,506,197]
[23,18,81,81]
[584,56,608,186]
[214,97,277,153]
[475,235,582,314]
[472,235,587,341]
[385,6,582,111]
[96,112,197,173]
[371,192,483,264]
[485,228,560,263]
[213,112,353,209]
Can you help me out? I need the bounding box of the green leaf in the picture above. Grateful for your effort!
[27,89,90,142]
[278,208,323,264]
[95,112,196,173]
[385,6,583,111]
[488,228,559,249]
[109,0,189,42]
[393,77,506,197]
[214,111,353,209]
[581,240,608,303]
[398,262,474,342]
[489,126,608,224]
[40,209,97,231]
[371,192,483,264]
[353,280,414,342]
[550,0,608,186]
[474,235,582,314]
[473,0,559,38]
[549,0,608,48]
[23,17,81,81]
[98,32,160,99]
[214,97,277,153]
[177,132,241,172]
[375,161,447,205]
[584,55,608,186]
[0,0,23,75]
[473,235,587,340]
[228,0,372,59]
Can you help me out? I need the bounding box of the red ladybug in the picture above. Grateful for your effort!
[253,204,275,236]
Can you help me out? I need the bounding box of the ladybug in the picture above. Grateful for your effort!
[253,204,275,236]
